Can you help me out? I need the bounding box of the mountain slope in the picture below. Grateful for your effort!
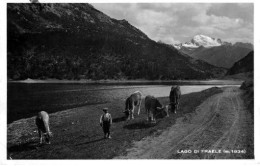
[191,45,252,68]
[7,3,225,80]
[174,35,253,68]
[226,51,253,75]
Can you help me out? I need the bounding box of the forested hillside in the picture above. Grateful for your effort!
[7,3,225,80]
[226,51,253,76]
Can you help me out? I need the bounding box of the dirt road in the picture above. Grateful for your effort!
[115,87,253,159]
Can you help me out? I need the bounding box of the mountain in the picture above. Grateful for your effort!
[226,51,253,76]
[7,3,226,80]
[233,42,254,50]
[174,35,253,68]
[191,45,253,68]
[174,35,224,49]
[189,35,222,48]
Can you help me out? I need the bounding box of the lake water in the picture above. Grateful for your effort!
[7,82,241,123]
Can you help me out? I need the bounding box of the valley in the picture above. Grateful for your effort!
[6,3,254,160]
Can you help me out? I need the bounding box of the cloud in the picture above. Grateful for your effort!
[92,3,253,44]
[207,3,253,24]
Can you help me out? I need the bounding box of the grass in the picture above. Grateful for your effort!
[7,87,223,159]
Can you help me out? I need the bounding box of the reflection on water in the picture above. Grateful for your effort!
[7,83,240,123]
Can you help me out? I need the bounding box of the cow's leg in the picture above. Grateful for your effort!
[127,111,131,120]
[166,107,169,117]
[177,99,180,110]
[38,129,43,144]
[128,111,132,120]
[176,102,178,113]
[137,99,142,115]
[152,113,156,123]
[172,103,176,114]
[175,100,178,111]
[170,103,175,113]
[127,107,134,120]
[131,103,135,119]
[131,108,134,119]
[146,109,149,121]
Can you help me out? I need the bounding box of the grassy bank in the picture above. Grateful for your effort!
[7,87,222,159]
[240,79,254,158]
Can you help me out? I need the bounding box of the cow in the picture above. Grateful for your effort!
[169,86,181,113]
[35,111,53,144]
[145,95,169,123]
[124,91,142,120]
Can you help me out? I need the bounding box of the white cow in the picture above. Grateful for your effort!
[124,91,142,120]
[35,111,52,144]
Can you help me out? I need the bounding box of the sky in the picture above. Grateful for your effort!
[92,3,254,45]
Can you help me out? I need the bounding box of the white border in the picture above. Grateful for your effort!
[0,1,7,165]
[0,0,259,166]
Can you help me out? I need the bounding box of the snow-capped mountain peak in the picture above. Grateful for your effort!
[192,35,222,47]
[174,35,223,49]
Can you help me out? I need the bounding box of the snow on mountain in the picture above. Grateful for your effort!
[173,43,182,49]
[182,42,198,48]
[174,35,222,49]
[192,35,222,47]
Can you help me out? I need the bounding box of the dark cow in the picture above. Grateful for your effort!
[145,95,169,123]
[169,86,181,113]
[35,111,52,144]
[125,91,142,120]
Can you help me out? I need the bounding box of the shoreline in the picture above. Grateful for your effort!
[8,78,243,85]
[7,84,241,124]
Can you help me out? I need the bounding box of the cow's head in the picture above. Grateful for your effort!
[44,131,53,144]
[156,105,169,117]
[171,86,177,91]
[177,86,180,90]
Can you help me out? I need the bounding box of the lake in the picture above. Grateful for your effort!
[7,81,241,123]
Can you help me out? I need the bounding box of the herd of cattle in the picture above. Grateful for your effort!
[35,86,181,144]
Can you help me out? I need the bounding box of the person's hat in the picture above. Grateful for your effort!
[103,108,108,112]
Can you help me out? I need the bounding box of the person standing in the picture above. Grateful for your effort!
[100,108,112,139]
